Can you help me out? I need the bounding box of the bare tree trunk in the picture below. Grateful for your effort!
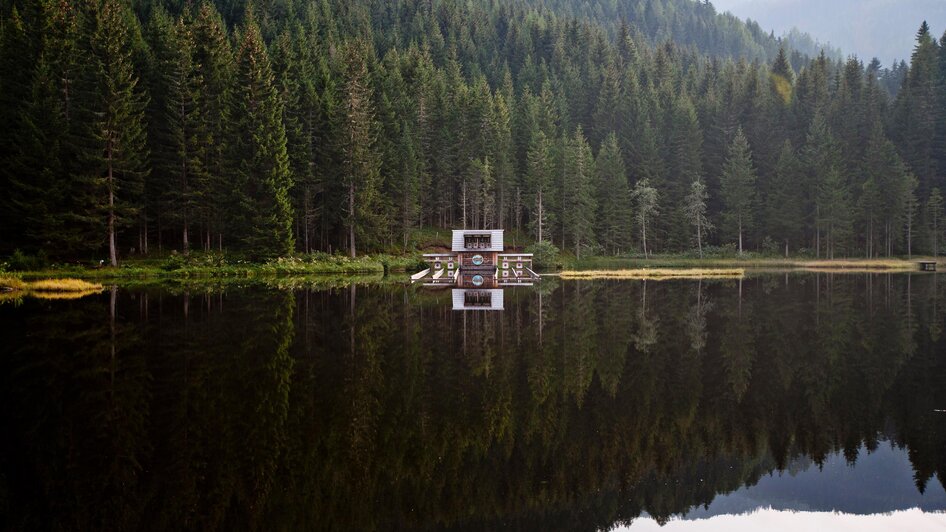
[642,220,648,258]
[696,217,703,259]
[183,218,189,254]
[738,219,743,255]
[461,181,468,229]
[537,190,543,243]
[108,143,118,267]
[348,182,356,258]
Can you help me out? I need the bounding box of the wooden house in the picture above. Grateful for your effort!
[414,230,539,287]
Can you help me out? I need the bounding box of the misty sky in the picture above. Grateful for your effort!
[710,0,945,66]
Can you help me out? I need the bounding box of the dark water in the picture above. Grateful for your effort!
[1,273,945,530]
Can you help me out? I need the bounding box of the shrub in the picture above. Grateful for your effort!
[161,253,187,271]
[526,241,561,270]
[7,249,48,271]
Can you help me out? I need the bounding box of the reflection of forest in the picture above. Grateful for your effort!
[1,274,944,530]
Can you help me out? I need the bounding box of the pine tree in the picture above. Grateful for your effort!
[0,7,34,252]
[893,22,939,196]
[192,1,233,251]
[903,174,919,259]
[338,39,383,256]
[87,0,150,266]
[154,15,204,253]
[800,112,842,257]
[684,180,713,258]
[720,128,757,254]
[229,13,293,258]
[665,93,704,249]
[526,130,553,243]
[816,168,852,258]
[594,133,632,254]
[766,141,804,256]
[562,127,596,259]
[928,188,944,257]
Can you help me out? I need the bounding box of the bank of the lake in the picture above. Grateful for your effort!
[5,252,943,282]
[563,255,945,272]
[5,253,425,281]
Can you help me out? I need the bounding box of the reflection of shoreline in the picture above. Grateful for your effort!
[682,444,946,520]
[3,273,945,529]
[624,508,946,531]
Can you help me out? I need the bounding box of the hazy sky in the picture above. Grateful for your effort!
[710,0,946,66]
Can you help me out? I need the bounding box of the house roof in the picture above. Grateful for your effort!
[451,229,504,252]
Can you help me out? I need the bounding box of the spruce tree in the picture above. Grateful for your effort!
[720,128,757,254]
[192,1,233,251]
[765,141,804,257]
[87,0,150,266]
[526,130,553,243]
[338,39,383,256]
[154,15,204,253]
[928,188,944,257]
[595,133,632,254]
[230,13,293,258]
[562,127,596,259]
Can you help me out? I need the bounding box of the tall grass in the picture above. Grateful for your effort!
[560,268,745,280]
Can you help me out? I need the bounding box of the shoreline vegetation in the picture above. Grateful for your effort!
[3,252,940,282]
[0,276,104,302]
[560,268,746,280]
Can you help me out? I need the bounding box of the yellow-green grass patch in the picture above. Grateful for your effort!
[26,278,104,292]
[560,268,745,280]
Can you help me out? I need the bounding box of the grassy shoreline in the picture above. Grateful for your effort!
[7,254,424,280]
[4,254,941,282]
[561,268,746,280]
[563,256,942,272]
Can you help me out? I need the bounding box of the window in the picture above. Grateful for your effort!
[471,274,485,286]
[464,290,492,307]
[471,254,484,266]
[465,234,491,249]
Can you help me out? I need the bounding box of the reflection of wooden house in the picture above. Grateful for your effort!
[452,289,504,311]
[415,230,539,286]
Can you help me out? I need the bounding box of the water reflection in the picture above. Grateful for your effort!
[1,273,944,530]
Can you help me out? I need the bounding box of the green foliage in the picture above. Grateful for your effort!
[6,250,49,272]
[0,0,941,262]
[525,240,561,270]
[720,129,758,253]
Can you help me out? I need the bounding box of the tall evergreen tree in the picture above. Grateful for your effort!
[526,130,553,243]
[338,39,383,256]
[928,188,944,257]
[594,132,632,254]
[562,127,596,258]
[720,128,757,254]
[87,0,150,266]
[765,141,804,256]
[229,13,293,257]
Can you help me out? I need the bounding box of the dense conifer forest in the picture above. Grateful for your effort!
[0,0,943,263]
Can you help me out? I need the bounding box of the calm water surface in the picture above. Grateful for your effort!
[1,273,945,530]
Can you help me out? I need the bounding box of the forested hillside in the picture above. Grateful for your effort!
[0,0,944,263]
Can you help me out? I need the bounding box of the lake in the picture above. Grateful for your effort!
[1,273,945,530]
